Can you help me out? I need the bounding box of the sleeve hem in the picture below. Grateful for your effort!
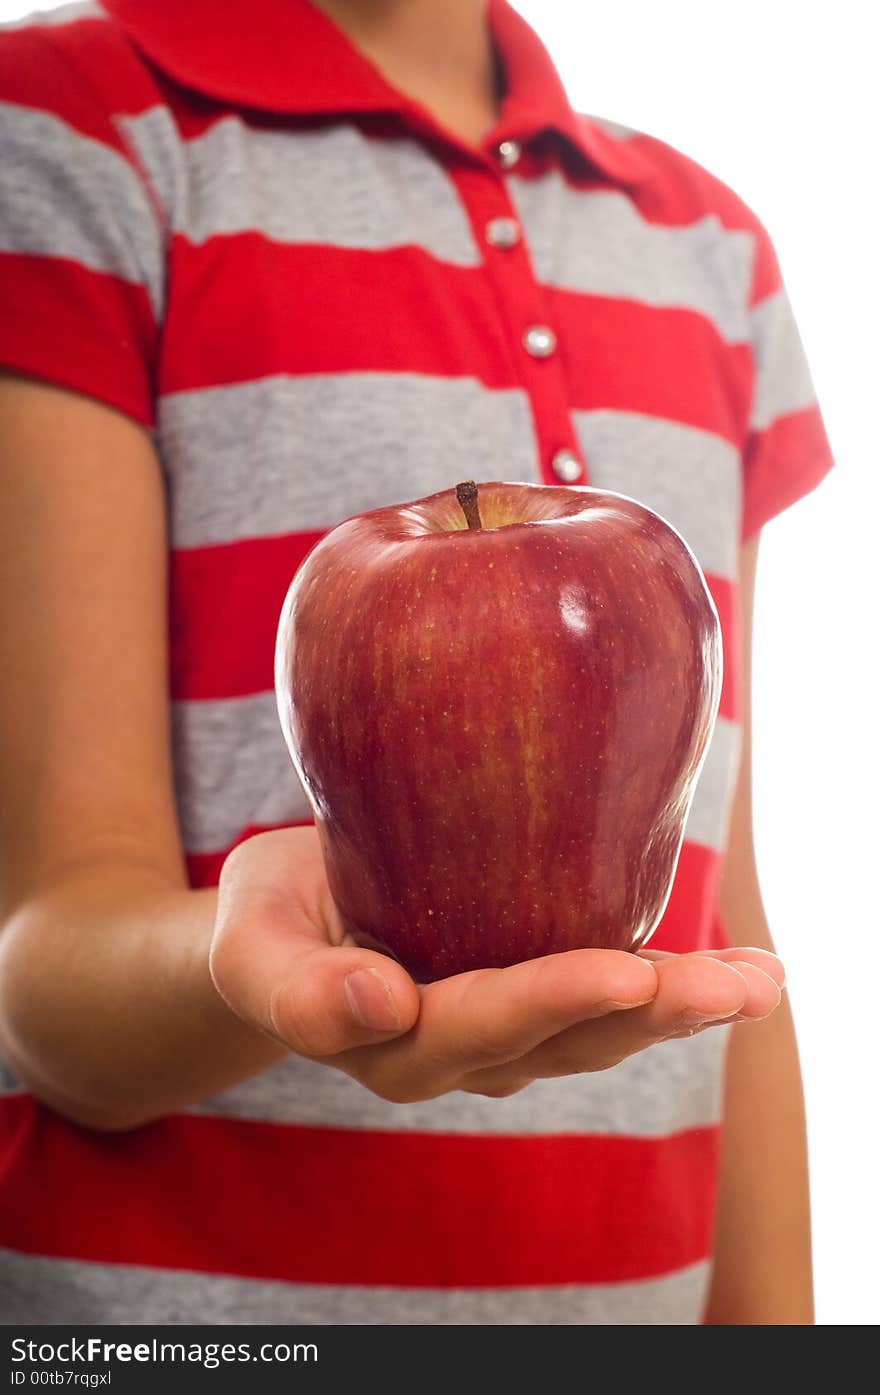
[0,249,157,429]
[0,344,154,430]
[741,406,835,540]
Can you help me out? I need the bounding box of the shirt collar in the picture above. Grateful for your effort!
[102,0,646,186]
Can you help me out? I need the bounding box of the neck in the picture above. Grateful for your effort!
[310,0,501,147]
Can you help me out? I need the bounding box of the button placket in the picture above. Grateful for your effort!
[523,325,557,359]
[551,449,584,483]
[496,138,521,170]
[485,216,521,249]
[446,156,587,489]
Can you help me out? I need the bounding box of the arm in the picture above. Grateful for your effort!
[703,537,814,1324]
[0,378,784,1133]
[0,376,290,1128]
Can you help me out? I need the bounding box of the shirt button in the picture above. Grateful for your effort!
[523,324,557,359]
[485,216,521,249]
[551,449,584,483]
[497,138,521,170]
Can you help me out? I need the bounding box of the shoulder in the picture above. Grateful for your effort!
[0,3,165,154]
[583,113,780,302]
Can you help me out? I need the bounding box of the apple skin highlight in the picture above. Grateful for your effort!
[275,481,722,982]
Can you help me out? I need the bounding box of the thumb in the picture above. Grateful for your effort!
[209,830,420,1057]
[268,945,421,1057]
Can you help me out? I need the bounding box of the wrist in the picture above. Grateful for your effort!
[0,864,285,1129]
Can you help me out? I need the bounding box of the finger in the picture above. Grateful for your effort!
[658,960,783,1037]
[721,961,782,1019]
[210,828,421,1056]
[508,953,755,1080]
[639,945,786,988]
[459,954,784,1093]
[459,1075,536,1100]
[416,948,660,1064]
[338,948,659,1102]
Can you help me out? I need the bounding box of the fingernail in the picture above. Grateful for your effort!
[728,962,783,1003]
[598,997,655,1012]
[730,1005,778,1023]
[344,968,402,1033]
[680,1009,736,1027]
[737,950,787,989]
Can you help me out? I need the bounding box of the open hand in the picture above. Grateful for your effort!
[209,827,783,1104]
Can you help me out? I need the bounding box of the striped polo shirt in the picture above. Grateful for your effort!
[0,0,832,1325]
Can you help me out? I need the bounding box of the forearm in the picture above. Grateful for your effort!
[0,863,285,1131]
[703,992,813,1324]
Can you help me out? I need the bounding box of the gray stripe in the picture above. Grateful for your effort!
[684,716,740,853]
[175,691,738,864]
[749,287,818,430]
[115,108,185,245]
[1,3,104,30]
[172,692,308,854]
[588,114,639,142]
[508,172,754,344]
[0,102,164,316]
[0,1249,711,1324]
[121,109,481,263]
[0,1027,728,1137]
[573,409,742,581]
[159,374,540,548]
[2,930,728,1137]
[190,1025,729,1136]
[174,697,738,865]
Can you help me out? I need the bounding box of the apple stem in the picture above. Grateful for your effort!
[455,480,483,531]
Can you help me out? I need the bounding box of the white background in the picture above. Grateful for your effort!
[2,0,877,1325]
[515,0,879,1325]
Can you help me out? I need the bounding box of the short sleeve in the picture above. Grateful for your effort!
[0,19,164,427]
[741,224,834,539]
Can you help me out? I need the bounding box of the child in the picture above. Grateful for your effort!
[0,0,831,1324]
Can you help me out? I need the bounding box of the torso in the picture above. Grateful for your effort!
[1,0,827,1325]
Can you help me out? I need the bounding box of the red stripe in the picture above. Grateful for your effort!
[161,238,519,392]
[0,17,162,143]
[550,287,752,444]
[161,237,752,443]
[743,405,835,539]
[170,532,738,718]
[650,841,723,954]
[169,531,323,700]
[185,847,229,888]
[0,1096,719,1286]
[185,844,231,889]
[185,818,312,888]
[0,253,156,427]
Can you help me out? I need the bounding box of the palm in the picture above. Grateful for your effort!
[210,827,784,1104]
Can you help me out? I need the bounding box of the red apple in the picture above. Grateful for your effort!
[275,480,722,982]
